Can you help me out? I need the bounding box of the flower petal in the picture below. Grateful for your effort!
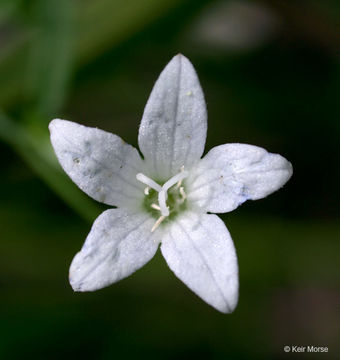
[161,212,238,313]
[188,143,293,213]
[49,119,145,208]
[69,208,159,291]
[138,54,207,180]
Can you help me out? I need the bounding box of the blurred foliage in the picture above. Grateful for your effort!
[0,0,339,359]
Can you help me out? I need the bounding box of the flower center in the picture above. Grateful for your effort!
[136,167,189,232]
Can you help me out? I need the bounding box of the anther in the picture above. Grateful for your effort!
[151,215,166,232]
[151,203,161,211]
[144,186,150,195]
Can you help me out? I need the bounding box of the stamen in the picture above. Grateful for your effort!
[177,187,187,204]
[179,186,186,200]
[176,166,185,188]
[151,203,161,211]
[136,173,162,192]
[144,186,150,195]
[151,215,166,232]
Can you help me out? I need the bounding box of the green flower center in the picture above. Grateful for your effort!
[143,183,188,221]
[136,168,189,231]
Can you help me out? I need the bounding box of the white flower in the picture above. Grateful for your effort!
[49,54,292,313]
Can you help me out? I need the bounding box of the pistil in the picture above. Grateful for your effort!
[136,167,189,231]
[136,173,162,192]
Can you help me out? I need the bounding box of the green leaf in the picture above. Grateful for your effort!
[0,111,101,221]
[25,0,76,118]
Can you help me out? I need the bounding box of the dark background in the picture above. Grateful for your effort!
[0,0,339,359]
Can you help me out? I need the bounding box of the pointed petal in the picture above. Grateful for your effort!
[161,212,238,313]
[138,54,207,180]
[69,208,159,291]
[49,119,145,208]
[188,143,293,213]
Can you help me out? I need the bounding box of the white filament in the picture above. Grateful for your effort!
[180,186,186,200]
[151,216,166,232]
[176,166,185,188]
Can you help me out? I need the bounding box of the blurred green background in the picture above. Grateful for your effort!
[1,0,339,359]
